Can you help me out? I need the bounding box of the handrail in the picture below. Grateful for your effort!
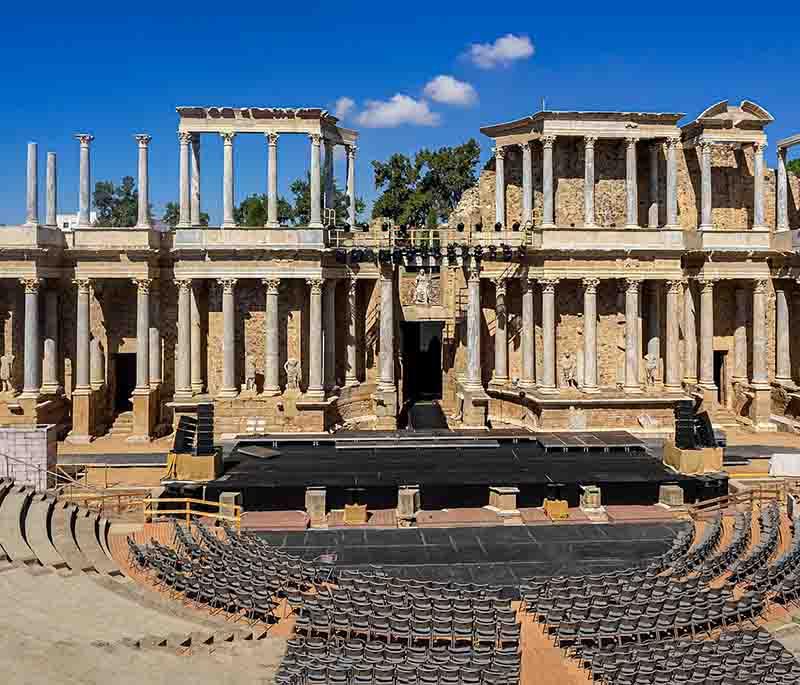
[688,481,794,519]
[142,497,242,529]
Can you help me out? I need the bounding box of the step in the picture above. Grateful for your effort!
[24,493,66,568]
[51,501,94,572]
[74,508,122,576]
[0,484,36,563]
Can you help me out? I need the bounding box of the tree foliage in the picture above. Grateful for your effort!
[161,202,209,227]
[287,174,365,226]
[233,194,293,227]
[93,176,140,227]
[787,159,800,176]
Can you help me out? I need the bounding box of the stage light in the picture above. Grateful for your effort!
[361,223,369,232]
[502,244,513,261]
[474,222,482,232]
[392,248,403,264]
[342,223,351,232]
[512,222,520,232]
[473,245,483,260]
[382,222,389,232]
[334,249,347,263]
[517,246,526,258]
[488,245,498,260]
[457,223,465,232]
[364,248,375,262]
[494,222,502,231]
[379,249,391,264]
[351,248,363,262]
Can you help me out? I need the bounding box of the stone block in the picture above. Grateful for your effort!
[659,484,685,507]
[489,486,519,512]
[580,485,602,510]
[66,388,95,444]
[397,485,420,527]
[663,441,723,475]
[305,486,327,528]
[219,491,241,524]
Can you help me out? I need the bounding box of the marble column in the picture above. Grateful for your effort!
[492,279,508,384]
[190,282,203,394]
[309,134,323,228]
[324,279,337,391]
[41,289,60,395]
[520,278,535,388]
[75,279,92,391]
[174,280,192,399]
[542,137,556,227]
[266,133,279,228]
[665,280,682,391]
[262,279,280,396]
[775,281,792,384]
[20,278,41,396]
[540,279,558,392]
[134,134,151,229]
[683,281,698,385]
[217,279,238,397]
[346,145,357,226]
[698,279,716,389]
[624,278,642,392]
[378,267,395,390]
[221,133,236,228]
[149,282,161,389]
[76,134,94,227]
[665,138,680,228]
[521,142,533,227]
[323,140,334,213]
[133,279,150,392]
[46,152,57,227]
[777,147,789,231]
[494,146,506,227]
[190,134,202,226]
[648,142,659,228]
[625,137,639,228]
[582,278,600,393]
[307,278,324,397]
[732,287,748,383]
[584,137,597,227]
[752,279,769,388]
[25,142,38,226]
[465,266,483,389]
[647,282,662,382]
[753,142,766,229]
[178,132,191,227]
[699,140,713,230]
[345,279,359,387]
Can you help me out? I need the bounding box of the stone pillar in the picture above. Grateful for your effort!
[266,133,279,228]
[75,279,92,391]
[378,267,395,391]
[732,287,748,384]
[584,136,596,227]
[309,134,323,228]
[775,282,792,384]
[582,278,599,393]
[777,147,789,231]
[41,289,60,395]
[178,132,191,227]
[521,142,533,226]
[753,142,766,229]
[25,142,38,226]
[520,278,535,388]
[625,137,639,228]
[397,485,420,527]
[190,283,203,394]
[665,280,682,391]
[492,279,508,385]
[45,152,57,227]
[190,134,202,226]
[323,140,335,213]
[541,136,556,227]
[647,282,662,383]
[465,266,482,390]
[307,278,324,397]
[683,281,698,386]
[324,279,337,391]
[624,278,642,393]
[494,146,505,227]
[346,145,357,226]
[133,279,150,392]
[20,278,41,397]
[345,279,359,387]
[665,138,679,228]
[149,282,161,389]
[540,279,558,393]
[134,134,151,229]
[698,279,716,390]
[76,134,94,227]
[263,279,280,396]
[305,486,327,528]
[174,280,192,399]
[221,133,236,228]
[699,140,713,230]
[648,142,659,228]
[752,279,769,388]
[217,279,237,398]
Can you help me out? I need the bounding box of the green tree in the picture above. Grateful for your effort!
[289,174,364,226]
[234,194,293,226]
[787,159,800,176]
[161,202,209,227]
[371,153,420,224]
[93,176,140,227]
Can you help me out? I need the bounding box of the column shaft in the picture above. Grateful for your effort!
[465,268,482,389]
[625,138,639,228]
[520,278,535,387]
[494,146,505,227]
[178,132,191,227]
[26,142,38,226]
[307,279,324,395]
[75,280,91,390]
[778,148,789,231]
[190,283,203,394]
[540,279,558,391]
[324,280,337,391]
[221,133,236,228]
[776,282,792,383]
[41,289,60,393]
[46,152,57,226]
[76,135,94,227]
[733,287,748,382]
[492,280,508,384]
[190,134,201,226]
[521,143,533,226]
[378,268,395,389]
[345,279,359,386]
[699,280,716,388]
[624,279,641,392]
[584,137,596,227]
[665,281,682,390]
[263,279,280,395]
[323,141,334,212]
[309,135,323,227]
[699,140,713,230]
[21,279,41,395]
[149,283,161,388]
[753,142,766,228]
[175,280,192,398]
[542,137,556,227]
[583,278,599,392]
[683,281,698,385]
[135,135,151,228]
[219,280,237,395]
[266,133,279,227]
[647,282,662,382]
[648,142,659,228]
[666,138,679,228]
[752,279,769,388]
[346,145,357,226]
[134,280,150,391]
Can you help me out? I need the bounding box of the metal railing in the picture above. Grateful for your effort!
[142,497,242,529]
[330,226,534,249]
[687,481,797,519]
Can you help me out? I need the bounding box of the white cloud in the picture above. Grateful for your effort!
[356,94,441,128]
[423,75,478,106]
[467,34,534,69]
[333,96,355,120]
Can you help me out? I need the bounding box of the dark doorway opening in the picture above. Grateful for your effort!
[113,353,137,412]
[713,351,727,405]
[402,321,443,404]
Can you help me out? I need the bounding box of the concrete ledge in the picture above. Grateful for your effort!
[663,441,723,474]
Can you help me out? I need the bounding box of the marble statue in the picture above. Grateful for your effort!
[560,351,578,389]
[243,354,257,392]
[90,338,105,386]
[568,405,587,430]
[414,270,431,305]
[284,358,301,391]
[0,353,14,393]
[644,352,658,387]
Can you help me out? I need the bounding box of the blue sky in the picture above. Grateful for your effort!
[1,4,798,224]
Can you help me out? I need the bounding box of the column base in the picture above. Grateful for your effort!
[173,389,194,402]
[176,221,191,228]
[663,383,683,393]
[540,222,556,229]
[624,385,644,394]
[67,388,95,444]
[538,385,558,395]
[216,387,239,399]
[517,380,536,390]
[40,382,63,396]
[699,223,714,231]
[664,223,680,230]
[262,386,281,397]
[134,222,153,230]
[17,390,41,401]
[304,389,325,401]
[489,376,508,388]
[583,222,597,229]
[221,221,238,228]
[128,387,155,443]
[753,224,767,231]
[683,377,698,387]
[774,376,794,386]
[265,221,280,228]
[581,385,601,394]
[344,376,360,388]
[308,221,324,229]
[624,223,640,229]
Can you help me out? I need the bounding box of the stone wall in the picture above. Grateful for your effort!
[0,425,57,489]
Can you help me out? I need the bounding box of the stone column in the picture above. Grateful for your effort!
[309,134,323,228]
[378,267,395,390]
[777,147,789,231]
[174,280,192,399]
[584,137,597,227]
[647,282,662,383]
[323,140,335,213]
[20,278,41,396]
[190,283,203,394]
[698,279,716,390]
[492,279,508,385]
[624,278,642,392]
[346,145,357,226]
[221,133,236,228]
[344,279,359,387]
[324,279,337,391]
[465,266,483,390]
[75,279,92,391]
[582,278,600,393]
[775,281,792,384]
[46,152,57,226]
[665,280,682,391]
[190,134,202,226]
[752,279,769,388]
[133,279,150,391]
[753,142,766,229]
[521,142,533,226]
[266,133,279,228]
[540,279,558,393]
[648,142,659,228]
[178,132,191,227]
[683,281,698,386]
[307,278,324,397]
[263,279,280,396]
[520,278,535,388]
[76,134,94,227]
[625,137,639,228]
[665,138,679,228]
[149,282,161,389]
[494,146,505,227]
[732,287,748,384]
[25,142,38,226]
[134,134,151,229]
[698,139,713,230]
[41,289,60,395]
[217,279,238,397]
[542,136,556,227]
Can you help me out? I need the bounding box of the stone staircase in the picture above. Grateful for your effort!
[109,411,134,436]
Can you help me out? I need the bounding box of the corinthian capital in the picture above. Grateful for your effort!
[135,134,152,148]
[306,278,324,295]
[309,134,322,146]
[584,136,597,149]
[75,134,94,147]
[666,279,684,294]
[133,278,152,294]
[754,278,769,294]
[20,278,41,294]
[262,278,280,295]
[175,278,192,293]
[624,277,642,294]
[582,277,600,294]
[266,132,279,146]
[178,131,193,145]
[346,144,357,160]
[541,136,556,150]
[73,278,92,294]
[217,278,237,293]
[493,146,506,159]
[220,132,236,145]
[539,278,559,293]
[625,137,638,148]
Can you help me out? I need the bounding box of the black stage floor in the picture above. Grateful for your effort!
[258,521,686,594]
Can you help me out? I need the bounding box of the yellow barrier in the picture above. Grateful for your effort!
[142,497,242,529]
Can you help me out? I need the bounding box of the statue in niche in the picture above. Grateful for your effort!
[243,355,257,393]
[90,338,105,387]
[568,406,587,430]
[284,358,301,392]
[644,352,659,387]
[0,353,14,393]
[560,351,578,389]
[414,269,431,305]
